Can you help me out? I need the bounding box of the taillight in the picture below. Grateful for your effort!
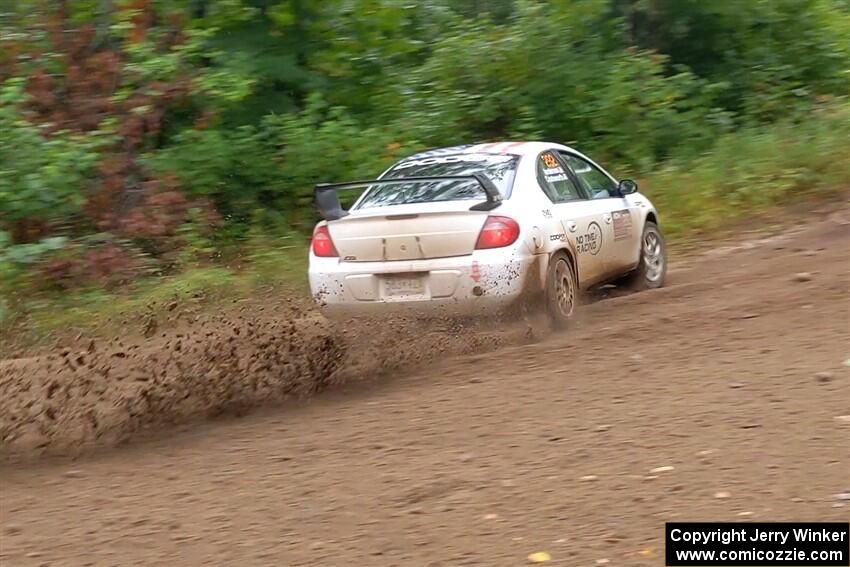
[311,224,338,257]
[475,216,520,249]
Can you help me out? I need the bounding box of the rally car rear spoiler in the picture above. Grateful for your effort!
[314,174,503,221]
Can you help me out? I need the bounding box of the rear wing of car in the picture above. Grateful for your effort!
[314,174,503,221]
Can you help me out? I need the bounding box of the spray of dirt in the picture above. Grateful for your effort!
[0,294,554,458]
[0,303,346,457]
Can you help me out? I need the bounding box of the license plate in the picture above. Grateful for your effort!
[385,276,424,296]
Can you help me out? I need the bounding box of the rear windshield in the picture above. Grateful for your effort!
[354,153,519,209]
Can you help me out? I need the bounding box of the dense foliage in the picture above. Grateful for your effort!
[1,0,849,307]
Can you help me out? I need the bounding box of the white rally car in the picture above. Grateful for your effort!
[308,141,666,325]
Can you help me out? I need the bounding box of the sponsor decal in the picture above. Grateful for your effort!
[541,152,571,182]
[550,233,566,242]
[475,142,501,152]
[612,209,633,241]
[403,145,474,161]
[577,221,602,255]
[541,152,559,169]
[498,141,527,154]
[393,153,492,170]
[541,209,553,219]
[540,152,569,183]
[470,260,481,282]
[543,166,569,183]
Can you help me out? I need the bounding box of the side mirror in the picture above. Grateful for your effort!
[618,179,638,196]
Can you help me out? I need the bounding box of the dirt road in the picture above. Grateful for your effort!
[2,210,849,566]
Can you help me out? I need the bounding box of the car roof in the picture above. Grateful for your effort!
[401,141,575,161]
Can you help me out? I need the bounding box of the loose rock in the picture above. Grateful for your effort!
[815,371,833,382]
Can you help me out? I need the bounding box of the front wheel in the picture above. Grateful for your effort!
[545,252,578,328]
[625,221,667,290]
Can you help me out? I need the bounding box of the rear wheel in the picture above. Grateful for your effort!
[625,221,666,290]
[545,252,577,328]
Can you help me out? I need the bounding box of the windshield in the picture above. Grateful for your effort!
[354,153,519,209]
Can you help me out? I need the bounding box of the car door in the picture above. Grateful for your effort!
[535,150,609,287]
[558,151,640,276]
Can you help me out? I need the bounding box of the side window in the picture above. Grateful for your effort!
[537,151,584,203]
[560,153,618,199]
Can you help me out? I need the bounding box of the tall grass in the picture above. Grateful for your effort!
[642,102,850,238]
[0,240,309,355]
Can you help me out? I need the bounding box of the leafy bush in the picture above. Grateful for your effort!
[0,79,107,239]
[0,231,68,311]
[261,95,420,222]
[619,0,850,120]
[395,4,732,167]
[142,126,276,215]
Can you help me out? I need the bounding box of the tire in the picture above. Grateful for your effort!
[625,221,667,290]
[545,252,578,328]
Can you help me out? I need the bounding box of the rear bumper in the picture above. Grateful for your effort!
[308,249,540,318]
